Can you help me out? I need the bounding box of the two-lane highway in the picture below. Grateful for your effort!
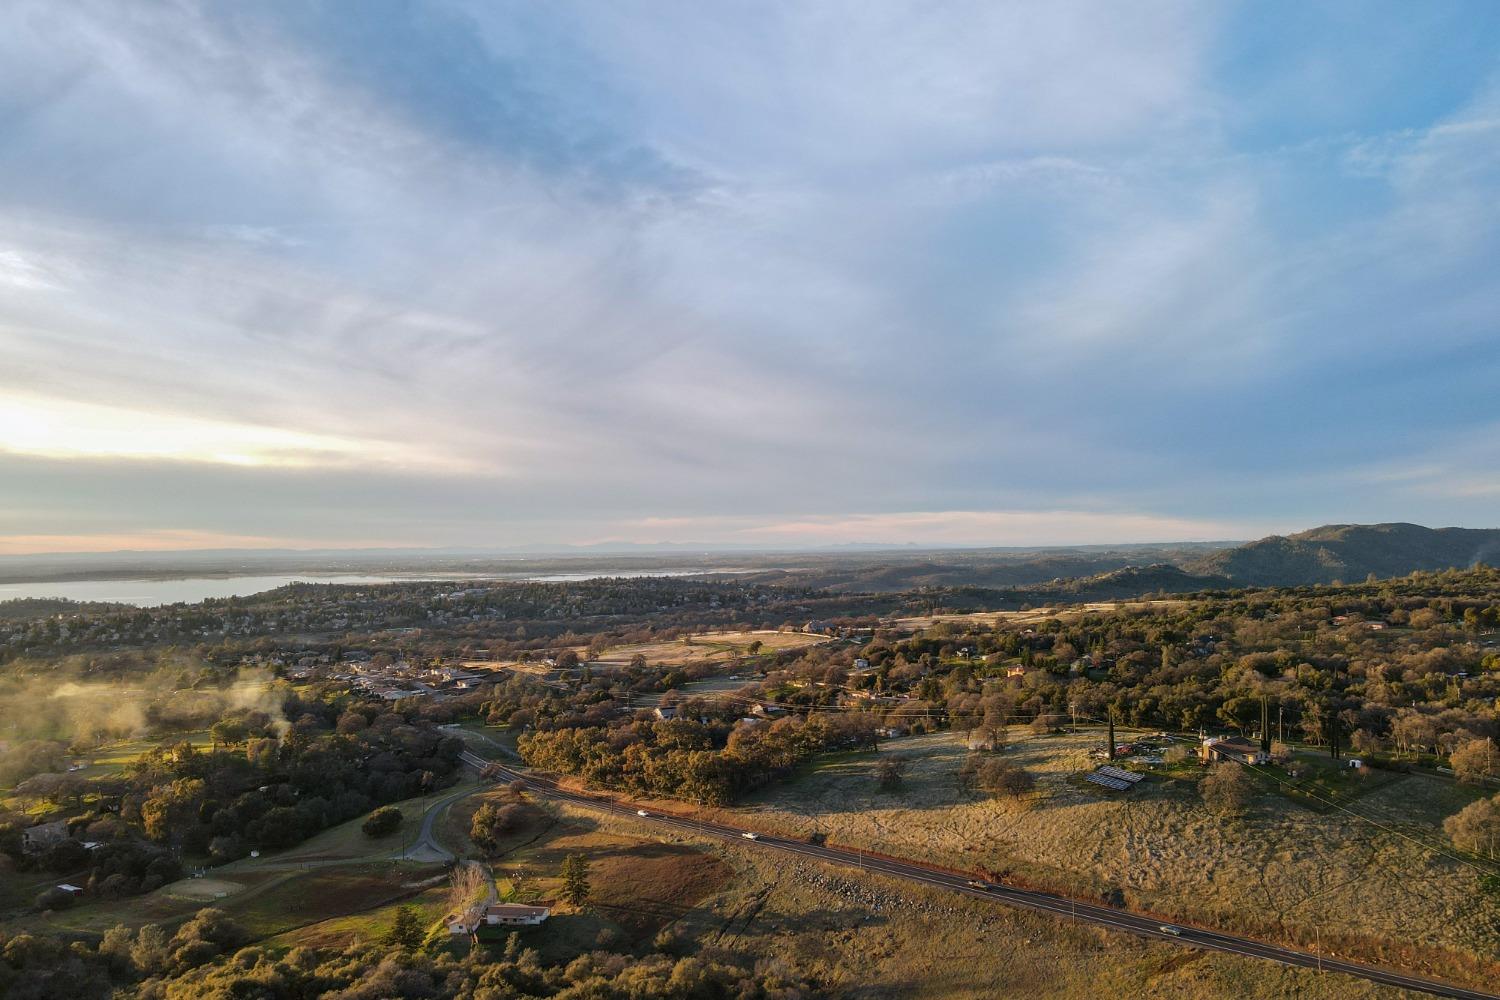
[458,750,1498,1000]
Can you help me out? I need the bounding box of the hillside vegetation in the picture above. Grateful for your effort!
[1186,523,1500,588]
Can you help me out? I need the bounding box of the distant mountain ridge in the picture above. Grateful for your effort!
[1183,522,1500,587]
[723,523,1500,598]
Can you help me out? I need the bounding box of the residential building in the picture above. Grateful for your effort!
[448,902,551,934]
[1199,735,1270,765]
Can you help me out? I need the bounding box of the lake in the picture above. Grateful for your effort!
[0,575,452,607]
[0,567,747,607]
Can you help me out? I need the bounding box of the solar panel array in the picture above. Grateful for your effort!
[1085,772,1132,791]
[1097,765,1144,784]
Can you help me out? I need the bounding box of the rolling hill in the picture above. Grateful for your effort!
[1185,522,1500,587]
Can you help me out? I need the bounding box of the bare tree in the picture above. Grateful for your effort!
[1200,763,1255,816]
[1451,738,1499,785]
[448,862,488,913]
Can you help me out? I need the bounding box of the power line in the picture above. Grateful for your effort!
[1240,759,1496,878]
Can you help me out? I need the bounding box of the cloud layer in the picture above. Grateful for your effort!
[2,1,1499,551]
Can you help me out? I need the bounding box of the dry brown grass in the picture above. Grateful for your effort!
[709,729,1500,986]
[462,629,825,675]
[893,600,1185,631]
[264,794,1439,998]
[591,629,827,667]
[653,819,1423,999]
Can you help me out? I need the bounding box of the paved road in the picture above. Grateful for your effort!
[401,780,487,862]
[459,750,1497,1000]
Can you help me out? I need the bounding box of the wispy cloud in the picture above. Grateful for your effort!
[0,2,1497,551]
[622,509,1262,547]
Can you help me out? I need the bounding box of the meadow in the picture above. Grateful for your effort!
[591,629,829,667]
[517,803,1428,999]
[706,728,1500,987]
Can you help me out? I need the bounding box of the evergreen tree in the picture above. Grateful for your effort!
[383,904,424,951]
[561,853,591,908]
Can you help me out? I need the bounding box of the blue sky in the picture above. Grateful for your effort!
[2,1,1499,553]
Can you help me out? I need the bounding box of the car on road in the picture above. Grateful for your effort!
[637,809,650,817]
[965,879,989,889]
[1158,925,1182,936]
[741,832,759,840]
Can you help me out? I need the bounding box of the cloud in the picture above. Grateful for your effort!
[624,509,1261,547]
[0,3,1497,551]
[0,530,345,558]
[0,391,476,471]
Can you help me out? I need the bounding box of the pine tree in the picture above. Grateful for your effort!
[561,853,591,908]
[1260,697,1271,754]
[384,904,424,951]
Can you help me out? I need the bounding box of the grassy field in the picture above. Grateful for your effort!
[704,728,1500,986]
[12,784,458,939]
[892,601,1185,632]
[0,730,216,816]
[22,773,1452,997]
[462,629,827,677]
[591,629,828,668]
[454,801,1427,999]
[70,731,217,780]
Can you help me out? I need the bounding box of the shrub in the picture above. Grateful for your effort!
[1444,792,1500,860]
[961,756,1035,797]
[1200,762,1255,816]
[34,886,76,910]
[874,755,909,791]
[471,802,531,851]
[362,806,403,838]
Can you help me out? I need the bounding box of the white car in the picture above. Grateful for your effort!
[637,809,650,817]
[741,831,759,840]
[1158,925,1182,936]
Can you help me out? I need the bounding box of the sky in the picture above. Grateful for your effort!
[3,1,1500,555]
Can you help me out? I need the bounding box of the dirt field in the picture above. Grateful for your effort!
[718,729,1500,979]
[164,877,246,902]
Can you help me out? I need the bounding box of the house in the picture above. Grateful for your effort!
[447,908,481,935]
[480,903,550,926]
[1199,735,1269,765]
[1005,666,1026,678]
[55,884,85,896]
[653,705,678,721]
[853,658,869,670]
[22,820,68,854]
[448,903,551,934]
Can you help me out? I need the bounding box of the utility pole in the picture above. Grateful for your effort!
[1107,710,1116,761]
[1260,697,1271,755]
[1278,706,1284,747]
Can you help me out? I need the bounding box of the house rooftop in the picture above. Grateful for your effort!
[1206,735,1259,750]
[484,903,551,918]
